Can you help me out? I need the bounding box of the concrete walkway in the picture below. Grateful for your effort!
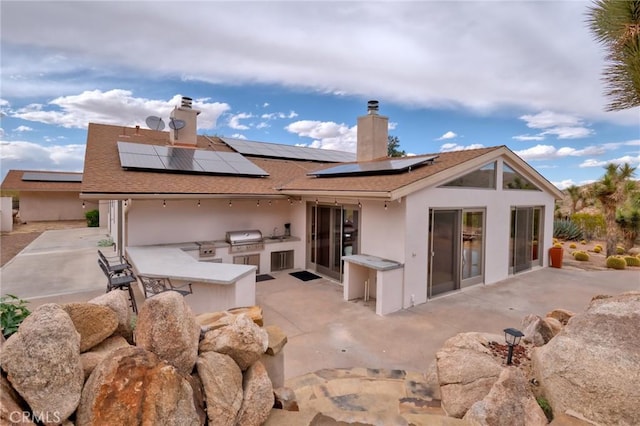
[2,228,638,383]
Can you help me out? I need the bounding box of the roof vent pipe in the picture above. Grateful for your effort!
[181,97,193,109]
[367,100,379,115]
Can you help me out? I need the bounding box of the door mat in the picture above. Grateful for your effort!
[289,270,322,282]
[256,274,275,282]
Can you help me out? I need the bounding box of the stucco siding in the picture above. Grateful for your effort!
[359,199,406,264]
[19,192,96,222]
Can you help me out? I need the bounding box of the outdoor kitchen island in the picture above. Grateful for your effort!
[126,245,256,315]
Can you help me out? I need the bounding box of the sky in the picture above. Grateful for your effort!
[1,1,639,190]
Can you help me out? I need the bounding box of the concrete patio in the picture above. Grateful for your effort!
[1,227,638,381]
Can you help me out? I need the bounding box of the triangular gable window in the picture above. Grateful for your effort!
[502,164,541,191]
[441,162,496,189]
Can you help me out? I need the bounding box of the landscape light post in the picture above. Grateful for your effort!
[503,328,524,365]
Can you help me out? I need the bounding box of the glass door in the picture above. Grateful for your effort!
[510,207,535,273]
[428,210,461,298]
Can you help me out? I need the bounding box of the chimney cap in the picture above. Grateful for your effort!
[181,96,193,109]
[367,100,379,114]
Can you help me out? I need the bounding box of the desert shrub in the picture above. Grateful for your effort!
[580,239,587,245]
[624,256,640,267]
[569,243,577,249]
[573,251,590,261]
[616,246,625,255]
[606,256,627,270]
[536,396,553,422]
[553,220,583,240]
[571,212,606,240]
[0,294,30,338]
[85,209,99,227]
[593,246,602,253]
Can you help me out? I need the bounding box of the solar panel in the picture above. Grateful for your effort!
[117,141,269,177]
[221,137,356,163]
[308,156,438,177]
[21,172,82,182]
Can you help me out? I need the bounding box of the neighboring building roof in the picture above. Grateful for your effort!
[81,123,563,200]
[1,170,83,192]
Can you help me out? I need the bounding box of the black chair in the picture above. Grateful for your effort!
[98,249,132,275]
[138,275,193,299]
[98,258,138,314]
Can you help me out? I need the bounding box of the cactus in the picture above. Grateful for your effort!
[569,243,577,249]
[580,239,587,245]
[553,242,563,248]
[553,220,583,241]
[593,246,602,253]
[616,246,626,255]
[573,251,590,261]
[624,256,640,267]
[606,256,627,270]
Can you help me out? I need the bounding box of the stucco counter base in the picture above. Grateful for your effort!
[126,245,256,314]
[342,254,404,315]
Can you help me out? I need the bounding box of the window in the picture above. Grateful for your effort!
[503,164,540,191]
[441,162,496,189]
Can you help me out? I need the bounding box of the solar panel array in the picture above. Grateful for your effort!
[308,156,438,177]
[117,141,269,177]
[221,137,356,163]
[22,172,82,182]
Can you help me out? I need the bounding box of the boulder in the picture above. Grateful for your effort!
[435,332,503,418]
[199,313,268,370]
[79,335,130,380]
[273,386,299,411]
[237,361,274,426]
[1,375,34,425]
[532,292,640,426]
[542,317,562,338]
[135,290,200,375]
[185,373,207,426]
[62,303,118,352]
[228,305,264,326]
[463,367,547,426]
[76,346,199,426]
[545,309,574,326]
[88,291,133,342]
[196,351,243,426]
[521,314,555,347]
[264,325,288,356]
[0,304,83,424]
[196,311,236,334]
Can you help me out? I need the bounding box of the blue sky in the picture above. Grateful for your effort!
[1,1,638,190]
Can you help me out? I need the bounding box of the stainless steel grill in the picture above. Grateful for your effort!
[225,230,264,253]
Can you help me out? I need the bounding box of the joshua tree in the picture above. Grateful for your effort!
[590,163,637,256]
[566,185,584,215]
[587,0,640,111]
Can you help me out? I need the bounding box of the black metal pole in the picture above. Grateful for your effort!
[506,345,514,365]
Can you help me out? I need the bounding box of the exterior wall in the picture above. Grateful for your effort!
[403,183,556,309]
[359,199,406,263]
[19,191,97,222]
[0,197,13,232]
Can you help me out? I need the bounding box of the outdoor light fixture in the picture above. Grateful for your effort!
[315,198,318,205]
[197,200,201,207]
[334,199,338,206]
[384,201,388,210]
[358,200,362,208]
[163,200,166,207]
[288,198,292,205]
[82,201,85,209]
[257,200,260,207]
[228,200,232,207]
[503,328,524,365]
[268,200,272,206]
[124,200,128,207]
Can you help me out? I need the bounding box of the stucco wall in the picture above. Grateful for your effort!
[19,192,97,222]
[359,199,405,263]
[0,197,13,232]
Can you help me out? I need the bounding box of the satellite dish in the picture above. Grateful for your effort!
[145,116,165,131]
[168,118,185,130]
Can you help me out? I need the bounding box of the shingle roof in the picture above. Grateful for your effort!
[1,170,83,192]
[81,123,561,200]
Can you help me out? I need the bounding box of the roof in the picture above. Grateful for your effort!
[1,170,83,192]
[81,123,563,200]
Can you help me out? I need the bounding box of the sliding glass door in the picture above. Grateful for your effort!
[510,206,543,273]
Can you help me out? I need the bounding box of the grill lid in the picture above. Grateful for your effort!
[225,229,263,245]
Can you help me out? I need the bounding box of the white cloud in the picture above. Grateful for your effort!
[579,159,608,168]
[230,133,247,140]
[514,145,558,160]
[0,128,4,138]
[261,111,299,120]
[512,134,545,141]
[579,154,640,168]
[228,112,253,130]
[439,143,485,152]
[3,1,640,125]
[541,126,593,139]
[552,179,576,190]
[256,122,270,129]
[263,102,269,107]
[9,90,230,130]
[518,111,593,140]
[285,120,356,152]
[1,140,85,172]
[437,131,457,141]
[13,125,33,132]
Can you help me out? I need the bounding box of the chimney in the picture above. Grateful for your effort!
[357,100,388,161]
[169,96,201,146]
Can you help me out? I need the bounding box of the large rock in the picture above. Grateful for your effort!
[79,335,130,380]
[532,292,640,426]
[237,361,274,426]
[545,308,574,326]
[521,314,555,347]
[76,346,199,426]
[435,332,503,418]
[1,375,34,425]
[199,313,268,370]
[135,290,200,375]
[0,304,83,424]
[463,367,547,426]
[62,303,118,352]
[88,291,133,341]
[196,351,243,426]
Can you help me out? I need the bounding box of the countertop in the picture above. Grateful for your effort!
[126,245,255,285]
[342,254,404,271]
